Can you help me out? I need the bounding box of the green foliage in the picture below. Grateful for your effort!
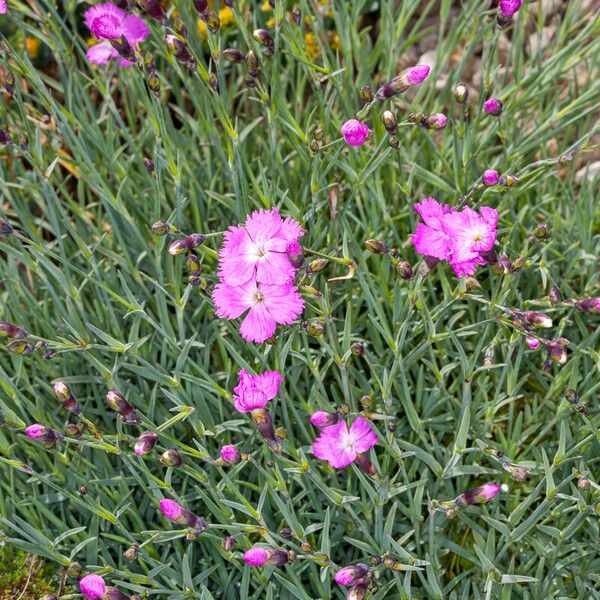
[1,1,599,599]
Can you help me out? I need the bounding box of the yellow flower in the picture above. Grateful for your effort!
[328,31,340,51]
[304,32,320,59]
[26,38,42,59]
[260,0,273,12]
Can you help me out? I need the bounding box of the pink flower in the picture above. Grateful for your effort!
[218,209,303,286]
[341,119,369,146]
[244,547,268,566]
[334,564,370,587]
[212,279,304,343]
[84,2,149,68]
[461,483,501,505]
[80,574,106,600]
[220,444,241,463]
[232,369,282,413]
[0,1,7,14]
[376,65,430,99]
[482,169,499,186]
[24,424,45,439]
[483,98,503,116]
[412,197,453,260]
[159,499,184,521]
[313,416,378,469]
[500,0,522,17]
[405,64,430,85]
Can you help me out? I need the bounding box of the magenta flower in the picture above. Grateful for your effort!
[233,369,282,413]
[243,546,289,567]
[220,444,241,463]
[310,410,341,428]
[24,424,63,449]
[84,2,149,68]
[212,279,304,343]
[334,564,370,587]
[159,499,208,533]
[457,483,501,506]
[483,98,503,116]
[160,499,184,521]
[341,119,369,146]
[218,209,303,286]
[412,197,453,261]
[376,65,430,99]
[24,424,45,440]
[80,574,106,600]
[500,0,522,17]
[482,169,499,186]
[0,1,7,15]
[313,416,378,469]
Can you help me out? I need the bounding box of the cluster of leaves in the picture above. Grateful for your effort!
[0,1,599,599]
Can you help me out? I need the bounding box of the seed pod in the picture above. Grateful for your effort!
[382,110,397,135]
[161,448,183,467]
[223,48,246,63]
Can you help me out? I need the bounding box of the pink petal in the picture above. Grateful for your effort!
[245,209,283,245]
[313,421,356,469]
[256,371,283,400]
[276,217,304,242]
[412,223,451,260]
[86,42,120,66]
[255,251,296,285]
[0,0,7,14]
[212,281,253,319]
[239,302,277,343]
[219,226,258,286]
[450,257,483,278]
[349,416,378,454]
[121,14,150,43]
[414,197,451,229]
[84,2,125,32]
[261,284,304,325]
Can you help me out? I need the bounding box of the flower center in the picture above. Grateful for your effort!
[254,291,265,303]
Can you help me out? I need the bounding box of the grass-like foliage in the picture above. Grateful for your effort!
[1,1,599,599]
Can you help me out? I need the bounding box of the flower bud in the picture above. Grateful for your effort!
[571,297,600,315]
[0,321,28,339]
[65,423,87,438]
[134,430,158,455]
[166,34,196,69]
[533,223,551,241]
[0,128,11,144]
[279,528,292,538]
[365,239,389,254]
[253,28,274,49]
[335,563,370,586]
[246,51,260,77]
[423,113,447,130]
[222,536,236,551]
[496,0,522,27]
[152,220,170,236]
[286,240,304,268]
[137,0,168,24]
[347,582,369,600]
[193,0,209,13]
[186,253,202,276]
[310,410,341,427]
[522,311,553,329]
[483,98,503,116]
[300,541,313,553]
[25,424,63,449]
[223,48,246,63]
[220,444,241,464]
[80,574,106,600]
[525,335,540,350]
[148,72,161,97]
[503,462,532,481]
[168,233,206,256]
[0,219,13,234]
[375,65,430,100]
[350,342,365,356]
[160,448,183,467]
[382,111,397,135]
[577,478,590,491]
[549,284,561,304]
[305,321,325,336]
[105,587,130,600]
[359,84,374,105]
[123,544,139,561]
[7,339,35,354]
[360,395,373,408]
[454,82,468,103]
[159,499,208,532]
[205,10,220,34]
[546,337,568,365]
[66,562,82,578]
[307,258,328,274]
[290,3,301,25]
[54,381,80,415]
[396,261,414,280]
[482,169,499,186]
[243,547,289,567]
[106,390,141,424]
[498,174,520,187]
[454,483,500,506]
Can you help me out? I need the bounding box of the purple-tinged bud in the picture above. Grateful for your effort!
[354,453,378,477]
[253,29,274,49]
[522,311,553,329]
[160,448,183,467]
[351,342,365,356]
[492,255,513,275]
[307,258,328,274]
[483,98,503,116]
[0,128,11,144]
[364,239,389,254]
[166,35,196,69]
[546,337,568,365]
[223,48,246,63]
[80,574,106,600]
[382,110,398,135]
[246,51,260,77]
[305,321,325,336]
[143,157,155,173]
[571,298,600,315]
[108,36,137,62]
[205,10,220,34]
[220,444,241,464]
[0,219,13,234]
[106,390,141,424]
[359,84,374,106]
[375,65,430,100]
[193,0,209,14]
[347,583,369,600]
[123,544,139,561]
[525,336,541,350]
[243,547,289,567]
[503,461,532,481]
[134,430,158,455]
[549,284,561,304]
[286,240,304,268]
[564,388,579,404]
[148,72,161,97]
[137,0,168,24]
[168,233,206,256]
[159,499,208,532]
[186,254,202,276]
[455,483,500,506]
[66,562,83,578]
[222,536,236,551]
[533,223,551,241]
[0,321,28,339]
[454,82,469,103]
[334,564,370,587]
[483,344,495,366]
[290,3,301,26]
[105,587,130,600]
[310,410,341,428]
[65,423,87,438]
[152,220,170,236]
[499,0,522,17]
[7,339,35,355]
[396,261,414,280]
[423,113,447,130]
[54,381,80,415]
[498,174,520,187]
[482,169,499,186]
